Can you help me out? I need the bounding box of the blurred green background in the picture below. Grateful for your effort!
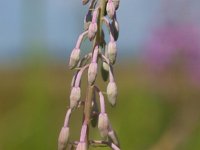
[1,0,200,150]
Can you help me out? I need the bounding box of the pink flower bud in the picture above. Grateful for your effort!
[88,62,98,85]
[108,41,117,64]
[58,127,70,150]
[69,48,80,69]
[88,22,97,40]
[113,0,120,10]
[76,142,87,150]
[70,87,81,109]
[88,10,98,40]
[107,81,117,106]
[98,113,109,138]
[106,0,115,19]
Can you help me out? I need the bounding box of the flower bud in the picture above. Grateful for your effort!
[108,41,117,64]
[107,81,117,106]
[58,127,70,150]
[76,142,87,150]
[88,62,98,85]
[69,48,80,69]
[108,130,120,147]
[70,87,81,109]
[88,22,97,41]
[106,0,115,19]
[113,0,120,10]
[98,113,109,138]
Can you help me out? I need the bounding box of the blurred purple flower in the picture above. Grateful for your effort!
[143,23,200,86]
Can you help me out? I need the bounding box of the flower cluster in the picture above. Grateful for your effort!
[58,0,120,150]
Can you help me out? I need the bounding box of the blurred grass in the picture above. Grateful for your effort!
[0,59,200,150]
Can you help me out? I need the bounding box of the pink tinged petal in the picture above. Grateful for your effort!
[106,0,115,19]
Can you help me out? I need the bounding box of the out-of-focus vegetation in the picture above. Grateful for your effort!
[1,54,200,150]
[1,0,200,150]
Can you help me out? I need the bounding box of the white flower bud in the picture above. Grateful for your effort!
[106,0,115,19]
[108,41,117,64]
[107,81,117,106]
[88,62,98,85]
[58,127,70,150]
[113,0,120,10]
[76,142,87,150]
[70,87,81,109]
[69,48,80,69]
[108,130,120,147]
[88,22,97,41]
[98,113,109,138]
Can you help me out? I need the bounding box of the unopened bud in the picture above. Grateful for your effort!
[69,48,80,69]
[88,22,97,40]
[107,81,117,106]
[113,0,120,10]
[108,41,117,64]
[88,62,98,85]
[98,113,109,138]
[76,142,87,150]
[108,130,120,147]
[70,87,81,109]
[106,0,115,19]
[58,127,70,150]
